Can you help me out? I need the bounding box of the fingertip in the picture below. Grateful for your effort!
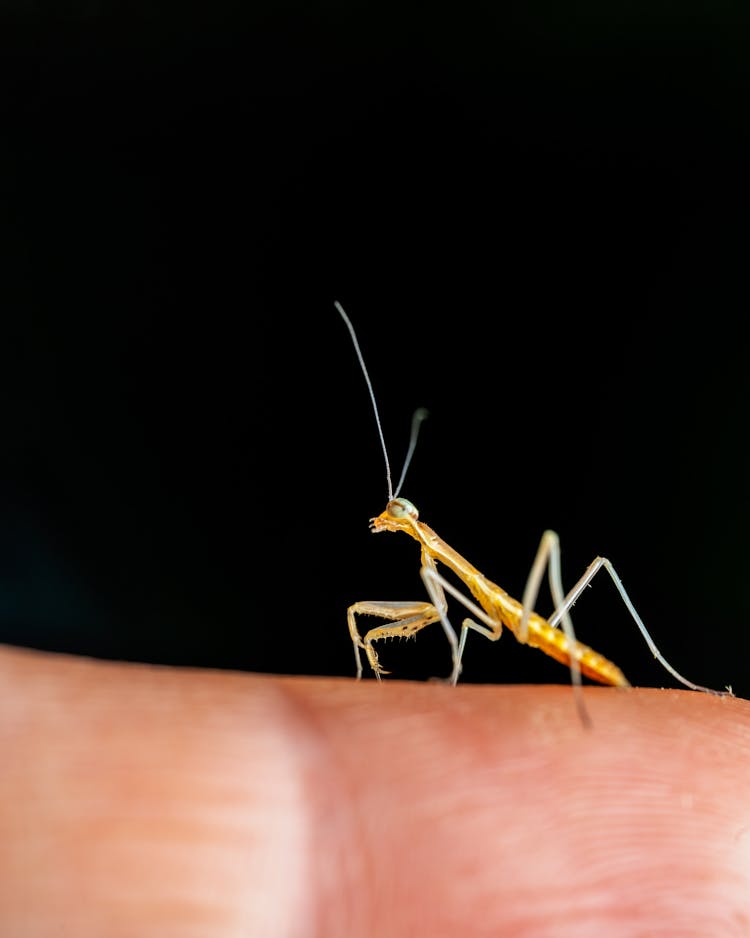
[2,647,749,937]
[293,679,750,936]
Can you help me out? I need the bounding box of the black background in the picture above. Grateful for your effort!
[1,3,748,695]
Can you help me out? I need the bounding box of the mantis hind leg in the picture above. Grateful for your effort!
[543,552,730,696]
[518,530,583,690]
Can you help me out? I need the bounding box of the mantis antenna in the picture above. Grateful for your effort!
[393,407,429,499]
[335,301,427,500]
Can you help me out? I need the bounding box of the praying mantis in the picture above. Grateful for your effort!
[335,301,728,721]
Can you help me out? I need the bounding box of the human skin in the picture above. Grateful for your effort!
[1,644,749,937]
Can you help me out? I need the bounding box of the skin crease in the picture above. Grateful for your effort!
[1,645,750,938]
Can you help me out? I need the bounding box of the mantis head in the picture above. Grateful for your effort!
[370,497,420,534]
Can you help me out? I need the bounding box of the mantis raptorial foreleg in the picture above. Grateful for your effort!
[347,600,443,679]
[347,552,462,682]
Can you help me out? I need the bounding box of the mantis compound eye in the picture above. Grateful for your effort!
[387,498,419,520]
